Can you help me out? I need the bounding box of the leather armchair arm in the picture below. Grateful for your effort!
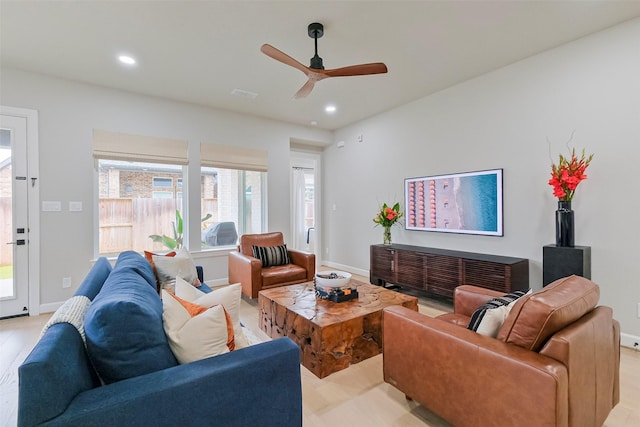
[288,249,316,280]
[453,285,505,317]
[228,250,263,298]
[383,305,569,427]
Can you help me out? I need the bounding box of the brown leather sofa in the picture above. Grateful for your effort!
[228,232,315,298]
[383,275,620,427]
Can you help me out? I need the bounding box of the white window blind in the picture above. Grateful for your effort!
[93,129,188,165]
[200,143,267,172]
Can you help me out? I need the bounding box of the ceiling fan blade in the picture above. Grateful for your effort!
[324,62,388,77]
[293,79,316,99]
[260,44,310,75]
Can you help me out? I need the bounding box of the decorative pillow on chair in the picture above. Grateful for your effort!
[467,290,529,338]
[152,248,201,292]
[252,244,291,267]
[162,290,234,363]
[175,277,249,349]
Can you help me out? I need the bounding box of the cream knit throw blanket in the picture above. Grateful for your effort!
[40,295,92,345]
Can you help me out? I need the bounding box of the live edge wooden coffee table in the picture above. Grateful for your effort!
[258,279,418,378]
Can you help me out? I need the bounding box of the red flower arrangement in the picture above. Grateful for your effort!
[373,202,403,227]
[548,148,593,201]
[373,202,403,245]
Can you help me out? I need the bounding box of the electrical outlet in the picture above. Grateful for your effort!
[325,247,329,255]
[62,277,71,288]
[637,302,640,318]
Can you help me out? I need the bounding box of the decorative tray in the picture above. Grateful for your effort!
[314,282,358,303]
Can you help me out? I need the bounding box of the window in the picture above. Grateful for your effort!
[153,177,173,187]
[200,167,265,249]
[93,130,188,256]
[94,130,267,255]
[97,159,183,256]
[200,143,267,249]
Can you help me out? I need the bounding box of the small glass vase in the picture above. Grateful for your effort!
[383,226,392,245]
[555,200,575,247]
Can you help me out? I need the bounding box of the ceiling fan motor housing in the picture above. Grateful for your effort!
[308,22,325,70]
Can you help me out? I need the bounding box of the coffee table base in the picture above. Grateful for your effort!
[258,281,418,378]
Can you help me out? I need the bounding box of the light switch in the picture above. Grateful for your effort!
[42,201,61,212]
[69,201,83,212]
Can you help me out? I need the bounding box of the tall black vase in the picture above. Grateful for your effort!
[555,201,575,247]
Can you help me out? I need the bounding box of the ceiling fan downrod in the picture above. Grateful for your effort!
[308,22,324,70]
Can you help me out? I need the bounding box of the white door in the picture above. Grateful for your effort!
[291,167,315,252]
[291,152,321,257]
[0,114,30,318]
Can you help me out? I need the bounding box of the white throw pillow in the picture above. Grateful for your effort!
[468,290,530,338]
[174,278,249,349]
[161,290,234,364]
[152,248,201,292]
[474,304,512,337]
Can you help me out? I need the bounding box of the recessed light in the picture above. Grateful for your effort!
[118,55,136,65]
[325,105,336,113]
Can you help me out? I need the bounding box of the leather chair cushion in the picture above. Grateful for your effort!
[239,232,285,257]
[497,275,600,351]
[436,312,470,327]
[262,264,307,287]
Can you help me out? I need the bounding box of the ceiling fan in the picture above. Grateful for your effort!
[261,22,388,99]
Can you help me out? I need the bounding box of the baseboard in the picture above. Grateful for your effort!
[39,302,63,314]
[320,260,369,280]
[207,277,232,287]
[621,332,640,350]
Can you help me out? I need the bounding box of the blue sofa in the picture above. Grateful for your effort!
[18,251,302,426]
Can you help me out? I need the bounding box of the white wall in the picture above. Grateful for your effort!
[0,68,331,308]
[325,18,640,338]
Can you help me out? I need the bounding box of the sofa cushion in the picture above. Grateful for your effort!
[18,323,101,427]
[467,290,527,337]
[162,290,234,363]
[497,275,600,351]
[144,250,176,291]
[85,251,177,384]
[74,257,113,300]
[152,247,201,292]
[175,277,249,349]
[252,244,291,267]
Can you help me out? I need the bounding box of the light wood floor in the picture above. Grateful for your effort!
[2,277,639,427]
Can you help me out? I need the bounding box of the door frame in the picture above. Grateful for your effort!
[290,151,321,262]
[1,106,40,316]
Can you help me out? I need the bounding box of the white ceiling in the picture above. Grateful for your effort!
[2,1,640,130]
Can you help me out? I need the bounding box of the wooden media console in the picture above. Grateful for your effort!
[370,244,529,298]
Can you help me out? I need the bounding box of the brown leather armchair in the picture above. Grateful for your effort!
[383,275,620,427]
[228,232,315,298]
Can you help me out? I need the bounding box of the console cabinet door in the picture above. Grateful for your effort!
[462,259,509,293]
[370,246,396,284]
[425,254,460,297]
[396,250,425,290]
